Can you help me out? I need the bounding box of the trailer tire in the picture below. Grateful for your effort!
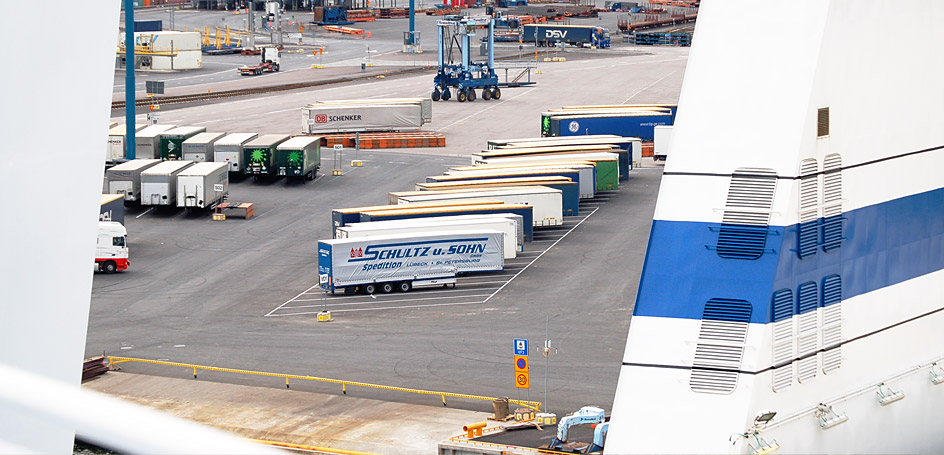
[381,282,394,293]
[431,90,441,101]
[363,283,377,294]
[482,88,492,100]
[102,261,117,274]
[468,89,476,102]
[458,90,467,102]
[273,63,280,72]
[397,281,412,292]
[442,89,451,101]
[492,87,501,100]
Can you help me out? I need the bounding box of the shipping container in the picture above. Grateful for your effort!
[398,186,564,225]
[338,216,521,259]
[100,194,125,224]
[140,160,194,206]
[332,199,506,233]
[358,204,535,241]
[318,230,504,294]
[473,146,631,181]
[393,183,579,216]
[489,135,638,178]
[308,98,432,125]
[106,124,147,162]
[126,31,202,70]
[135,124,177,159]
[472,156,620,192]
[446,163,600,197]
[522,24,610,48]
[653,125,673,161]
[105,159,162,203]
[214,133,258,172]
[555,103,678,124]
[301,103,424,134]
[545,111,671,141]
[182,132,225,162]
[243,134,290,176]
[275,136,321,180]
[176,162,229,211]
[159,126,206,160]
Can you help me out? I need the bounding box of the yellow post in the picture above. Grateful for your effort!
[286,377,290,388]
[225,25,232,47]
[203,26,211,46]
[442,394,447,406]
[193,366,198,378]
[215,27,222,50]
[342,383,347,394]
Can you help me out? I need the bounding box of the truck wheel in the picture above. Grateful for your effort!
[102,261,117,274]
[457,90,467,102]
[363,283,377,294]
[397,281,412,292]
[482,88,492,100]
[442,89,451,101]
[432,90,441,101]
[492,87,501,100]
[381,282,394,293]
[274,63,280,72]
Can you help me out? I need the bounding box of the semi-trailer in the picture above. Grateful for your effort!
[338,216,521,259]
[358,204,535,241]
[159,126,206,160]
[523,24,610,48]
[446,163,599,197]
[341,213,525,248]
[140,160,194,206]
[307,98,432,125]
[176,162,229,212]
[182,132,226,162]
[487,134,624,149]
[653,125,673,161]
[543,111,672,141]
[243,134,290,177]
[397,186,563,225]
[214,133,258,173]
[332,199,507,232]
[466,156,620,192]
[425,169,583,197]
[413,176,574,191]
[106,124,147,162]
[473,146,630,181]
[275,136,321,181]
[301,103,425,134]
[393,183,580,216]
[96,221,128,273]
[104,159,162,204]
[318,230,505,295]
[134,124,177,159]
[489,137,638,177]
[555,103,678,124]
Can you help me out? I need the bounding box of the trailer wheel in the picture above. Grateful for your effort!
[431,90,441,101]
[482,88,492,100]
[102,261,117,274]
[457,90,467,102]
[397,281,412,292]
[492,87,501,100]
[381,282,394,293]
[363,283,377,294]
[441,89,451,101]
[468,89,476,102]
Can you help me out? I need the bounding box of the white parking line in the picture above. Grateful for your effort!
[264,283,321,317]
[268,300,486,316]
[283,293,492,309]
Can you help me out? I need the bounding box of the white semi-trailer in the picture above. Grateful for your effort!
[337,216,521,259]
[397,186,564,227]
[176,162,229,211]
[105,159,162,204]
[140,160,194,206]
[214,133,258,173]
[302,103,425,134]
[182,132,226,162]
[318,230,504,295]
[446,163,597,199]
[134,124,177,159]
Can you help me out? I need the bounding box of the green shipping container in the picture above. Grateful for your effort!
[159,126,205,160]
[243,134,290,176]
[276,136,322,181]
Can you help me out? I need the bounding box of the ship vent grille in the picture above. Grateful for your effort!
[822,275,843,373]
[771,289,794,392]
[796,282,819,383]
[691,299,752,394]
[798,159,820,258]
[717,169,777,260]
[817,107,830,137]
[822,154,843,252]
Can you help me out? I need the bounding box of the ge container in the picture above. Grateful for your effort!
[302,103,424,134]
[243,134,290,176]
[547,112,671,141]
[140,160,194,206]
[159,126,206,160]
[105,159,162,204]
[214,133,258,172]
[398,187,564,225]
[182,132,226,162]
[275,136,321,180]
[176,162,229,211]
[135,124,177,159]
[338,216,522,259]
[318,230,504,294]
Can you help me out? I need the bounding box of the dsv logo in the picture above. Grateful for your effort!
[545,30,568,39]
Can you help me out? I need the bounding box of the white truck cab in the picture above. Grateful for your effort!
[96,221,129,273]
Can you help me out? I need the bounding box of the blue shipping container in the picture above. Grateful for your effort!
[550,113,671,141]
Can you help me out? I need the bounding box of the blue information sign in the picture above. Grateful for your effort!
[514,338,528,356]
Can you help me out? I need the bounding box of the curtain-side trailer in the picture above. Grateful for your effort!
[214,133,258,173]
[425,169,583,197]
[338,217,521,259]
[397,187,564,225]
[319,230,504,294]
[392,183,580,216]
[159,126,206,160]
[140,160,194,206]
[331,199,507,232]
[182,132,226,162]
[134,124,177,159]
[176,162,229,212]
[446,163,599,198]
[301,103,425,134]
[307,98,432,125]
[243,134,290,177]
[473,145,631,181]
[341,213,526,248]
[105,159,162,204]
[467,157,620,192]
[106,124,147,162]
[275,136,321,181]
[358,204,535,241]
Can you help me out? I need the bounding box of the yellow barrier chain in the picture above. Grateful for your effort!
[108,356,542,411]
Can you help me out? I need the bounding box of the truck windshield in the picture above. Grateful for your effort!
[113,236,126,247]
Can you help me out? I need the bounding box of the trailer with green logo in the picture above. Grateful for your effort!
[159,126,206,160]
[242,134,290,178]
[275,136,321,181]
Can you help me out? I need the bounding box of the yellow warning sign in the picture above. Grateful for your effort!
[514,355,529,373]
[515,371,530,389]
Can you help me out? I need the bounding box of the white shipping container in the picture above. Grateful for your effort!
[105,159,162,202]
[140,160,194,206]
[214,133,258,172]
[149,49,202,70]
[183,132,226,162]
[397,187,563,227]
[106,124,147,162]
[653,125,673,161]
[308,98,432,124]
[338,217,521,259]
[301,103,423,134]
[135,124,177,159]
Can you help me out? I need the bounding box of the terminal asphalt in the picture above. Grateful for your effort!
[93,32,684,414]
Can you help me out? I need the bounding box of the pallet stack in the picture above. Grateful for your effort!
[322,132,446,149]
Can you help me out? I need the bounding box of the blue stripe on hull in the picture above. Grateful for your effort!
[633,186,944,324]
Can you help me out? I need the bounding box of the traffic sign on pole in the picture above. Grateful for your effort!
[514,355,529,372]
[514,338,528,356]
[515,371,530,389]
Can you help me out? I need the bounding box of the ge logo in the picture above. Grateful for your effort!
[315,114,328,123]
[568,121,580,133]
